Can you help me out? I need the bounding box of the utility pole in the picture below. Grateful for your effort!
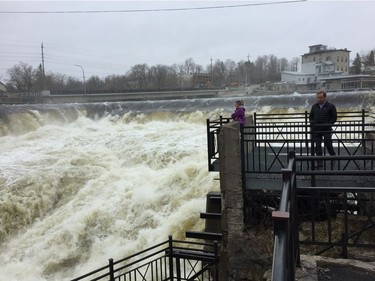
[41,42,46,89]
[246,54,251,86]
[210,57,213,87]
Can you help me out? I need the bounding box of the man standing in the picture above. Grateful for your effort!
[309,90,337,166]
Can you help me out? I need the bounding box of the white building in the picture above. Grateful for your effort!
[281,44,351,90]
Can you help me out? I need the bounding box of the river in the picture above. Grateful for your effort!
[0,91,372,280]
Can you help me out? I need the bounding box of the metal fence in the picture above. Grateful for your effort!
[271,152,375,281]
[241,110,375,174]
[206,116,231,171]
[71,236,219,281]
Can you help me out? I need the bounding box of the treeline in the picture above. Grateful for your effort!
[4,49,375,95]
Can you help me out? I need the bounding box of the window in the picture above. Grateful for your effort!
[337,57,339,62]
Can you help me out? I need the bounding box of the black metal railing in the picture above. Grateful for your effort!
[271,153,299,281]
[206,116,231,171]
[295,154,375,257]
[71,236,219,281]
[206,110,374,173]
[242,110,375,174]
[270,151,375,281]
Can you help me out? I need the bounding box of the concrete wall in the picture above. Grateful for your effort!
[218,121,245,280]
[218,116,270,280]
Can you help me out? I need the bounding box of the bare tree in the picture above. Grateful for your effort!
[224,59,237,84]
[278,57,289,72]
[212,59,226,87]
[86,76,105,93]
[127,64,149,90]
[7,62,35,95]
[253,55,268,83]
[290,57,300,72]
[149,64,169,90]
[267,55,279,82]
[179,58,196,74]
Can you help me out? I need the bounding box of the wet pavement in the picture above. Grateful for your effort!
[318,264,375,281]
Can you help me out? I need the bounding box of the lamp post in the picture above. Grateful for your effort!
[74,64,86,94]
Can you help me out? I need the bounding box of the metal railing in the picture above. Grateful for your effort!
[206,110,374,173]
[271,152,375,281]
[71,236,219,281]
[295,154,375,256]
[206,116,231,171]
[271,153,299,281]
[242,110,375,174]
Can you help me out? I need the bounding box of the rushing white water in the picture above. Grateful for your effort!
[0,91,372,280]
[0,108,225,281]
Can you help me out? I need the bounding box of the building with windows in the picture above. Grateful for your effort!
[301,44,350,76]
[280,44,369,91]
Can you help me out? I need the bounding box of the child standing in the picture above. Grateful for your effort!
[231,100,246,128]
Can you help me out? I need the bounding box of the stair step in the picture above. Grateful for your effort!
[208,196,221,202]
[169,249,217,262]
[200,212,221,219]
[185,231,222,241]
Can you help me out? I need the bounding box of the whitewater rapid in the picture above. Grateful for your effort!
[0,109,223,280]
[0,91,373,280]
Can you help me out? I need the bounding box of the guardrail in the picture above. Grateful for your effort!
[206,110,373,173]
[270,151,375,281]
[271,152,299,281]
[71,236,219,281]
[241,110,375,174]
[206,116,232,171]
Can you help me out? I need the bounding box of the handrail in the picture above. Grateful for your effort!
[271,152,298,281]
[271,152,375,281]
[207,116,232,171]
[71,236,220,281]
[206,110,373,173]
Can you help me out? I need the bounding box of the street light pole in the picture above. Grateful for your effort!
[74,64,86,94]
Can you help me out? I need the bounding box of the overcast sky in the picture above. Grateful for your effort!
[1,0,374,81]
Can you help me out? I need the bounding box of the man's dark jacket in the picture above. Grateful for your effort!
[309,101,337,131]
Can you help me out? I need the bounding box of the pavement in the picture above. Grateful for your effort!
[295,255,375,281]
[317,263,375,281]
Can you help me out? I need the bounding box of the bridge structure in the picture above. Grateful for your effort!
[70,110,375,281]
[207,109,375,280]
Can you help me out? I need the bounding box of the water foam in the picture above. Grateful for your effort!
[0,112,219,280]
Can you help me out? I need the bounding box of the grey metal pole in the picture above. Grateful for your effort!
[74,64,86,94]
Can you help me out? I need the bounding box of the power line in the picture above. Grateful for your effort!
[0,0,307,14]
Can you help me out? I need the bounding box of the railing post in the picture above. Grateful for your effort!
[168,235,174,281]
[305,111,309,149]
[175,257,181,281]
[109,258,115,281]
[362,109,366,155]
[240,124,245,190]
[214,241,219,281]
[207,118,212,171]
[310,121,316,186]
